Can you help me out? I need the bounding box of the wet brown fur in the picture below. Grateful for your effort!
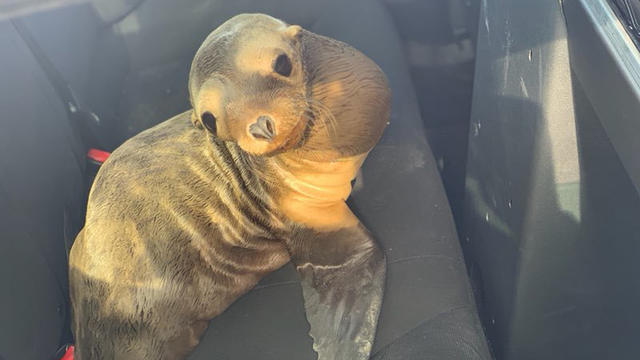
[69,13,390,360]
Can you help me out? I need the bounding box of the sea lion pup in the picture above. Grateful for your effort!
[69,13,390,360]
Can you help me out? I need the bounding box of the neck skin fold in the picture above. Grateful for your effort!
[267,152,367,231]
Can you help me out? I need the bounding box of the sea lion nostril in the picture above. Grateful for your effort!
[201,112,217,135]
[264,117,274,134]
[249,115,276,141]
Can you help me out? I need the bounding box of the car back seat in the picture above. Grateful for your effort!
[0,1,492,358]
[89,1,491,358]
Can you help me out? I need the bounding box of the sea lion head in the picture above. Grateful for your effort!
[189,13,391,160]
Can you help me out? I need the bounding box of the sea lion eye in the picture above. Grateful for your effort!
[273,54,292,77]
[201,112,217,135]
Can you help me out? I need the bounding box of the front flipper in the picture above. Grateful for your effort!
[287,222,386,360]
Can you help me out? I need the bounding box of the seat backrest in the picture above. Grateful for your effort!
[0,19,86,360]
[463,0,583,358]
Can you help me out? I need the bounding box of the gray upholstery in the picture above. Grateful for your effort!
[0,21,84,360]
[0,0,491,359]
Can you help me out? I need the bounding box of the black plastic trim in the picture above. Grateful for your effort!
[564,0,640,195]
[610,0,640,45]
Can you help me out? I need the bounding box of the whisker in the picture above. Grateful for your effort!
[301,110,331,138]
[305,98,338,138]
[293,95,330,138]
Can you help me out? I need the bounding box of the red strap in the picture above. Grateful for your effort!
[60,345,74,360]
[87,148,111,163]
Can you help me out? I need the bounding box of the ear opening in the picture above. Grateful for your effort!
[191,110,203,129]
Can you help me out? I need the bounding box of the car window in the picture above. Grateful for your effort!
[611,0,640,45]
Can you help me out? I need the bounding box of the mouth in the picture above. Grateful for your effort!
[249,114,311,156]
[277,112,311,151]
[235,110,312,156]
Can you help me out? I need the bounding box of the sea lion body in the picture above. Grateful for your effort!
[70,116,289,359]
[69,14,390,360]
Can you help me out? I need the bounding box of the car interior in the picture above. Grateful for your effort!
[1,0,640,359]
